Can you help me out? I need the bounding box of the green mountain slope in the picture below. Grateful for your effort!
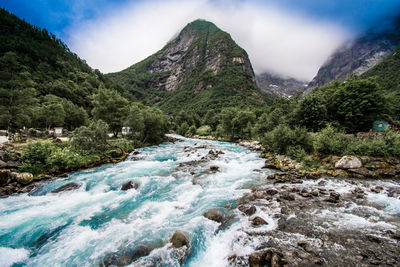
[362,45,400,91]
[0,8,127,131]
[107,19,269,115]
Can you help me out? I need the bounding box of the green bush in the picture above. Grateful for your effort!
[177,122,189,136]
[286,145,308,162]
[313,124,349,156]
[196,125,212,136]
[46,148,81,171]
[345,130,400,158]
[263,124,312,155]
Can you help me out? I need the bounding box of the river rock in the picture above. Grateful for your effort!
[170,231,190,248]
[203,208,224,223]
[252,216,268,226]
[0,169,10,186]
[13,172,33,185]
[0,159,7,168]
[335,156,362,169]
[238,205,256,216]
[51,182,80,193]
[209,166,220,172]
[121,181,139,191]
[100,243,161,267]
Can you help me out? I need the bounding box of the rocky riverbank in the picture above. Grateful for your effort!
[229,173,400,266]
[0,142,131,197]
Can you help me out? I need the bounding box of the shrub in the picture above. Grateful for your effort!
[72,120,109,152]
[19,141,53,174]
[46,148,81,171]
[263,124,312,155]
[177,122,189,136]
[313,124,349,156]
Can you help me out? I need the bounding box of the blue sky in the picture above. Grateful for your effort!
[1,0,399,80]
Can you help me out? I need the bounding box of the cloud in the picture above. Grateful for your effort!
[66,0,350,81]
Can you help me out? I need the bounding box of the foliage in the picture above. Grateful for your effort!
[72,120,109,152]
[345,130,400,158]
[0,8,123,132]
[263,125,313,155]
[92,89,129,136]
[313,124,350,156]
[177,122,190,136]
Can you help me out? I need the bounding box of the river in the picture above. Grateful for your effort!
[0,135,399,266]
[0,135,270,266]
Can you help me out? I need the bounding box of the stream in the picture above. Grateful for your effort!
[0,135,399,266]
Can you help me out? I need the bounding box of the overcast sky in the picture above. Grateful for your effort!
[2,0,400,81]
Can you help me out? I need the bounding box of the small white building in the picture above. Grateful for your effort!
[54,127,63,137]
[122,127,131,136]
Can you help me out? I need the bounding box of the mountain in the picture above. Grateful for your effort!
[256,72,307,97]
[307,21,400,89]
[0,8,127,131]
[107,19,269,115]
[362,45,400,92]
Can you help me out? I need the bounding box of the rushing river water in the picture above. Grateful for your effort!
[0,135,268,266]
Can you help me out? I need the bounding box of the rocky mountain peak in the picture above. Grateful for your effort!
[111,19,256,92]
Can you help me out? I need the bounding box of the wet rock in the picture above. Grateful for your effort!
[203,208,224,223]
[209,165,220,172]
[252,216,268,226]
[13,172,33,185]
[371,186,383,193]
[100,243,162,267]
[249,249,283,267]
[170,231,190,248]
[348,167,372,177]
[265,188,279,196]
[0,159,7,168]
[51,182,80,193]
[121,181,139,191]
[325,192,340,203]
[366,235,381,243]
[18,183,36,194]
[238,205,256,216]
[0,169,11,186]
[280,193,295,201]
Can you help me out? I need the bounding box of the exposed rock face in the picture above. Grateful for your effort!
[108,19,266,113]
[335,156,362,169]
[256,72,307,97]
[307,23,400,89]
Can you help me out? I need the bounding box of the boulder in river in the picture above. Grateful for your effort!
[335,156,362,169]
[252,216,268,226]
[203,208,224,222]
[51,182,80,193]
[209,166,220,172]
[238,205,257,216]
[170,231,190,248]
[121,181,139,191]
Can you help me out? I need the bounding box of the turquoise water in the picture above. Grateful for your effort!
[0,135,265,266]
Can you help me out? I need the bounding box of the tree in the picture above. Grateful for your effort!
[36,94,66,129]
[124,103,145,140]
[295,94,327,132]
[219,107,237,139]
[62,99,89,130]
[231,110,256,138]
[142,107,170,144]
[92,88,129,136]
[72,120,109,152]
[330,77,386,132]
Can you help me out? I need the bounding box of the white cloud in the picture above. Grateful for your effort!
[66,0,350,81]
